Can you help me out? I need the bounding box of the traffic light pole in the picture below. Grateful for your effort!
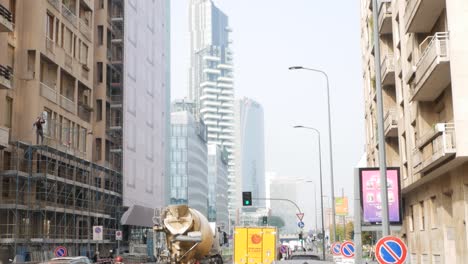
[252,198,303,214]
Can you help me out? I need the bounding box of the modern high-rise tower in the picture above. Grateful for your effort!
[189,0,236,218]
[235,98,265,208]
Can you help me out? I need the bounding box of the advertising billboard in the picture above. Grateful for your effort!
[359,168,401,224]
[335,197,349,216]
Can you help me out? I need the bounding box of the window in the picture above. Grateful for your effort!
[81,43,88,65]
[97,62,103,83]
[5,97,13,128]
[46,13,54,40]
[95,138,102,160]
[430,196,438,228]
[409,205,414,232]
[99,0,104,9]
[55,19,60,44]
[97,25,104,45]
[96,100,102,121]
[420,201,425,231]
[2,178,10,198]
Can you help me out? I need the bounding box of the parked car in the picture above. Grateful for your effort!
[43,257,92,264]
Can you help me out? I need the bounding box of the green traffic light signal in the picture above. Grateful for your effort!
[242,192,252,206]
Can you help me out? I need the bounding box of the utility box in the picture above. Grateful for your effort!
[234,226,277,264]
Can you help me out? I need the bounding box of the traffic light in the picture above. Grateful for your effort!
[242,192,252,206]
[298,232,303,240]
[262,216,268,225]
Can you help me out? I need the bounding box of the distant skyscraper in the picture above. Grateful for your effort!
[235,98,266,207]
[207,143,230,229]
[170,111,209,215]
[189,0,236,217]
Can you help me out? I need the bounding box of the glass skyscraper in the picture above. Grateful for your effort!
[170,111,209,216]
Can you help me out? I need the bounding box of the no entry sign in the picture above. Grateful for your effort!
[375,236,408,264]
[340,241,355,258]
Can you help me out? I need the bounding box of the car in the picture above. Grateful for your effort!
[288,253,321,260]
[43,257,92,264]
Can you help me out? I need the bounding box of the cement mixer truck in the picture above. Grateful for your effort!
[152,205,225,264]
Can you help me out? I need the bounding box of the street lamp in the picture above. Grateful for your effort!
[289,66,337,242]
[293,125,325,261]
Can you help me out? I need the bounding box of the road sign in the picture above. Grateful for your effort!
[331,242,341,256]
[340,241,355,258]
[297,221,305,228]
[296,213,304,221]
[115,230,123,241]
[54,246,67,257]
[375,236,408,264]
[93,225,103,241]
[280,245,288,254]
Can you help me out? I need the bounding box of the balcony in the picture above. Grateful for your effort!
[378,1,392,34]
[0,126,9,148]
[79,20,91,41]
[62,4,77,27]
[0,4,13,32]
[64,53,73,71]
[384,109,398,137]
[404,0,445,33]
[78,103,91,122]
[0,65,12,90]
[410,33,450,101]
[48,0,61,11]
[413,123,456,173]
[40,82,58,103]
[381,54,395,86]
[60,95,76,113]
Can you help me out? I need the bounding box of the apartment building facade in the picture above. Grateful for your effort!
[361,0,468,262]
[0,0,123,260]
[0,0,170,260]
[189,0,236,221]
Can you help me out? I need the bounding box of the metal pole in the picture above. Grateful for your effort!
[342,188,345,240]
[371,0,390,236]
[294,126,326,260]
[314,184,318,232]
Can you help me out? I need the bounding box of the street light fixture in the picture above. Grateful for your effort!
[289,66,337,242]
[294,125,325,261]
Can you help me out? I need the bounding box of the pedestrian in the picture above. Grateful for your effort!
[33,116,46,144]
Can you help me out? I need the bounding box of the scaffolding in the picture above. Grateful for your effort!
[0,141,123,262]
[106,0,124,171]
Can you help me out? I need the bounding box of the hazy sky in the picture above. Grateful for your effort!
[171,0,365,228]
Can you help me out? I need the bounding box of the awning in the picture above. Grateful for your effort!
[120,204,155,227]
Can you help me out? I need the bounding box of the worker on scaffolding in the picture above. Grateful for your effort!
[33,116,46,144]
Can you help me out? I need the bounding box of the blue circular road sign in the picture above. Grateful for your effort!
[54,246,67,257]
[297,221,305,228]
[376,236,408,264]
[340,241,355,258]
[331,242,341,256]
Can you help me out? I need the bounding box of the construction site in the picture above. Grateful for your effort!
[0,141,123,262]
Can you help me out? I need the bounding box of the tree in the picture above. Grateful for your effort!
[266,215,285,229]
[329,221,354,241]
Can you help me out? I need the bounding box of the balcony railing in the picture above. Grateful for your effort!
[410,32,450,101]
[40,82,57,103]
[62,4,77,27]
[384,109,398,137]
[82,66,89,80]
[0,65,12,90]
[0,4,13,32]
[381,54,395,86]
[46,37,55,55]
[60,94,76,113]
[79,20,91,40]
[47,0,61,11]
[413,123,456,173]
[78,104,91,122]
[404,0,445,33]
[378,1,392,34]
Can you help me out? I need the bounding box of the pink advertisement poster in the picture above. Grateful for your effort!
[360,168,401,223]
